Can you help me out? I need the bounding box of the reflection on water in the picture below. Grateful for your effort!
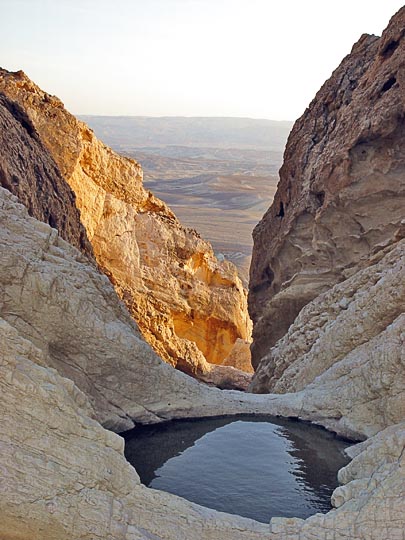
[123,415,351,523]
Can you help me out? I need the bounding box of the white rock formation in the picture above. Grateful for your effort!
[0,317,269,540]
[1,312,404,539]
[0,184,404,538]
[0,186,290,432]
[2,6,404,535]
[251,238,405,439]
[1,185,403,443]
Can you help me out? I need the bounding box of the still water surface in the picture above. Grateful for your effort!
[124,416,351,523]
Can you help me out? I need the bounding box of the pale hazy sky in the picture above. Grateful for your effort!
[2,0,404,120]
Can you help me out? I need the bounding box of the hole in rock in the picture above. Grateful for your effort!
[276,201,285,217]
[381,76,397,93]
[261,265,274,286]
[123,415,351,523]
[315,191,325,207]
[48,214,57,228]
[381,39,399,58]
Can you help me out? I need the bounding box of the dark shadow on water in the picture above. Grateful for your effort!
[123,415,352,523]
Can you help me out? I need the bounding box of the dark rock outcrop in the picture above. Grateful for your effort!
[0,92,93,259]
[249,7,405,369]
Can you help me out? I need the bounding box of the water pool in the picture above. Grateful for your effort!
[123,415,351,523]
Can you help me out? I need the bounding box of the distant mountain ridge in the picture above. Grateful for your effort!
[79,115,293,151]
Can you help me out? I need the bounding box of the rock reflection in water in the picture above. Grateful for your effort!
[123,416,351,523]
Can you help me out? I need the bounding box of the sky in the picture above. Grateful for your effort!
[1,0,404,121]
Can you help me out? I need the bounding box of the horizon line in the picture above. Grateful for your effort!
[76,113,295,123]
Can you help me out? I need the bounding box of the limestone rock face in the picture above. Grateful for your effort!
[2,8,405,535]
[0,184,401,440]
[1,185,404,538]
[0,317,269,540]
[0,92,93,258]
[222,338,254,373]
[251,237,405,439]
[0,68,252,378]
[0,186,282,432]
[249,7,405,367]
[1,315,404,539]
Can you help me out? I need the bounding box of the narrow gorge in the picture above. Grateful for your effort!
[0,6,404,540]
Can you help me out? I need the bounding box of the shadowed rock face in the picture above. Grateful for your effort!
[0,93,93,259]
[0,68,252,381]
[249,7,405,368]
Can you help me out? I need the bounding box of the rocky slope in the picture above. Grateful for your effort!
[0,317,269,540]
[251,236,405,438]
[0,187,271,432]
[249,7,405,367]
[0,68,252,380]
[1,186,404,539]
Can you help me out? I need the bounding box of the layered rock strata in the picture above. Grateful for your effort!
[1,8,405,538]
[0,187,281,432]
[251,236,405,438]
[0,317,269,540]
[1,172,404,536]
[249,6,405,367]
[0,68,252,378]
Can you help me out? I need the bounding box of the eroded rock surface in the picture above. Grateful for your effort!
[0,67,252,379]
[0,186,339,440]
[251,237,405,438]
[249,7,405,367]
[1,184,404,538]
[1,8,405,538]
[0,317,269,540]
[0,185,401,440]
[1,315,404,539]
[0,187,286,432]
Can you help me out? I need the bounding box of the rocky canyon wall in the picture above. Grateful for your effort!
[0,68,252,381]
[1,186,404,540]
[0,187,266,432]
[249,7,405,367]
[1,184,403,439]
[251,236,405,438]
[1,7,405,539]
